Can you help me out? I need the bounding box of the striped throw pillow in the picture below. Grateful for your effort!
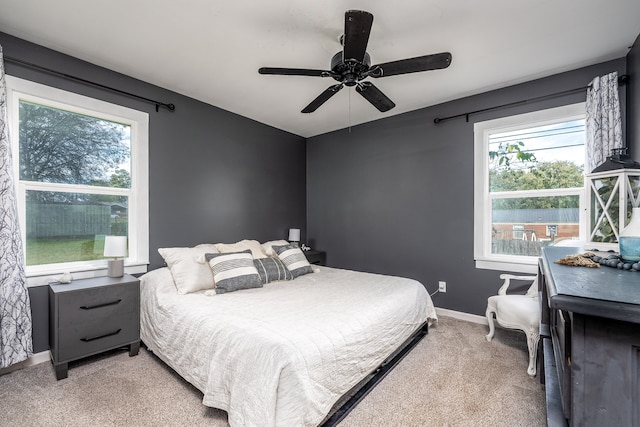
[273,244,314,278]
[205,250,262,294]
[253,257,293,283]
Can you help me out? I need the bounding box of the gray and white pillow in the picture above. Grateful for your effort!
[273,244,314,278]
[261,239,290,257]
[253,257,293,284]
[205,250,262,294]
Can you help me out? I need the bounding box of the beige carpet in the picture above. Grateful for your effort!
[0,316,546,426]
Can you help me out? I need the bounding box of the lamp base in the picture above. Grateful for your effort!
[107,259,124,278]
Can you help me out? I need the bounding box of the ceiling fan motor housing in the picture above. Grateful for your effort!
[331,51,371,86]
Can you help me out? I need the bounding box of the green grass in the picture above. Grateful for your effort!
[25,219,127,266]
[26,237,107,266]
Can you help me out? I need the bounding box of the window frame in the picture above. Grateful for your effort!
[473,103,586,273]
[6,76,149,281]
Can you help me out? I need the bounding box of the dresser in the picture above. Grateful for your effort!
[539,246,640,426]
[49,275,140,380]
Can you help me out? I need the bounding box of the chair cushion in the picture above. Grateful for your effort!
[487,295,539,330]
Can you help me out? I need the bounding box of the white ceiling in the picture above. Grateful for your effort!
[1,0,639,138]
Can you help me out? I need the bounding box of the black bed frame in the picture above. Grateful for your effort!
[142,320,429,426]
[320,321,429,426]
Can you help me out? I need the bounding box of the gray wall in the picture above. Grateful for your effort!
[1,33,307,352]
[307,58,628,316]
[628,33,640,157]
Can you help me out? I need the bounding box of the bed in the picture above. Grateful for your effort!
[140,248,437,427]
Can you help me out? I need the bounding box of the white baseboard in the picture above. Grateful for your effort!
[0,351,49,376]
[435,307,487,325]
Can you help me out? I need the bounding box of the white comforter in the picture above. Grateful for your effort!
[140,266,436,427]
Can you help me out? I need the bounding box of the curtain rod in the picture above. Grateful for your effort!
[433,74,628,124]
[4,55,176,112]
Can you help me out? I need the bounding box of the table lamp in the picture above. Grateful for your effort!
[104,236,127,277]
[288,228,300,247]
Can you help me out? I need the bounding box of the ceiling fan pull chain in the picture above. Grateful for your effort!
[348,88,352,133]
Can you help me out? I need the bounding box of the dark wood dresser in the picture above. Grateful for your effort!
[539,246,640,426]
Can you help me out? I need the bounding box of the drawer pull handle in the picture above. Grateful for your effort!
[80,299,122,310]
[80,329,121,342]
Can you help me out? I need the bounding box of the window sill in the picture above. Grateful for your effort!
[475,259,538,274]
[25,263,148,288]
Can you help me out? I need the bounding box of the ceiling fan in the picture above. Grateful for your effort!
[259,10,452,114]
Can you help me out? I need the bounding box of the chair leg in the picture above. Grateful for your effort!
[485,308,496,341]
[525,330,540,377]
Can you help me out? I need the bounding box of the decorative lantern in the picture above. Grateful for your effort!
[586,148,640,251]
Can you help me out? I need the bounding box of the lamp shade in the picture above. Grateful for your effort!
[288,228,301,242]
[104,236,127,258]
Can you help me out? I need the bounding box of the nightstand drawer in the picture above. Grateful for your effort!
[58,312,139,361]
[58,284,137,328]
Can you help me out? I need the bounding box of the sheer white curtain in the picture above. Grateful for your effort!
[585,71,623,173]
[0,44,33,368]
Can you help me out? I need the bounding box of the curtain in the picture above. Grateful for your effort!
[585,71,623,173]
[0,44,33,368]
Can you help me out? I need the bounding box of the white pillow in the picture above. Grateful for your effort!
[215,239,268,259]
[261,240,290,257]
[158,244,219,294]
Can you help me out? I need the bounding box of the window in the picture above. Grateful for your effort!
[6,76,149,279]
[512,224,525,240]
[474,103,586,273]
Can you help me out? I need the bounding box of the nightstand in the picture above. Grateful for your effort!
[304,250,326,266]
[49,274,140,380]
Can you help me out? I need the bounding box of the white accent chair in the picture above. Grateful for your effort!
[485,274,540,377]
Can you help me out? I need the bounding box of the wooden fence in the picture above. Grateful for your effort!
[492,239,550,257]
[26,204,111,238]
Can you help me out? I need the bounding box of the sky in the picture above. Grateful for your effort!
[489,119,585,169]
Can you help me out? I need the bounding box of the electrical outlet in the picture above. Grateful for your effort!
[438,281,447,293]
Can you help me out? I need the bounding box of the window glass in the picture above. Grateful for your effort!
[492,196,580,257]
[25,191,128,266]
[17,99,132,270]
[19,100,131,188]
[474,103,586,272]
[489,120,585,191]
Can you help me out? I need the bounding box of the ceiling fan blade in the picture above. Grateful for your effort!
[302,84,344,113]
[356,82,395,112]
[371,52,452,78]
[343,10,373,63]
[259,67,331,77]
